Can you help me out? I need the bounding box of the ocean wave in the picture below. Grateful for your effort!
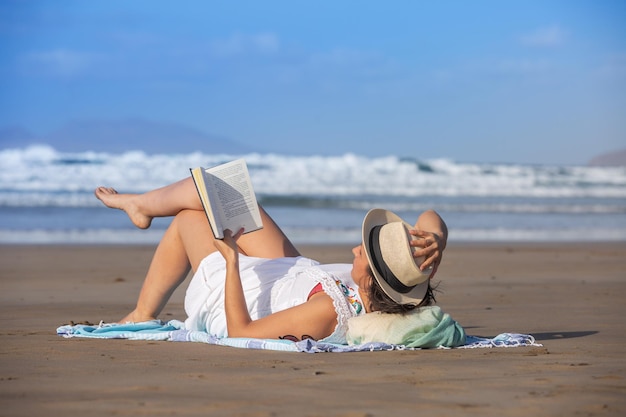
[2,145,625,200]
[0,191,624,215]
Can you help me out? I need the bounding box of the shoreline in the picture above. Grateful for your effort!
[1,242,625,416]
[2,240,624,253]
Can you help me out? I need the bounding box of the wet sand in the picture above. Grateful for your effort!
[1,242,625,416]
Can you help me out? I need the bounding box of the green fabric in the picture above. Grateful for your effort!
[346,306,466,348]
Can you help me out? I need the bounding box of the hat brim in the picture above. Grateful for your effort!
[361,208,430,305]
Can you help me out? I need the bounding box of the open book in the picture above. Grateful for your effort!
[189,159,263,239]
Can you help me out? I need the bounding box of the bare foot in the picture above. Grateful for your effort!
[94,186,153,229]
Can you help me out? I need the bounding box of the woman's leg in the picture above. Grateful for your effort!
[174,207,300,261]
[119,205,302,322]
[95,177,202,229]
[97,176,301,258]
[236,206,301,258]
[120,208,227,322]
[119,211,200,322]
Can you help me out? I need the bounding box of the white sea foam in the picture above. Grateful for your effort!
[1,145,625,243]
[2,145,625,202]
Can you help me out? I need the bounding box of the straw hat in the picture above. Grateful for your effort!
[362,208,433,305]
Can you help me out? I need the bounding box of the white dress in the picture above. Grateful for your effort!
[184,253,364,344]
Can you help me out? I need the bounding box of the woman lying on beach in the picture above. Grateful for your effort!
[95,176,447,344]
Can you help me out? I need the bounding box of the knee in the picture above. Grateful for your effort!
[171,209,211,237]
[173,209,205,225]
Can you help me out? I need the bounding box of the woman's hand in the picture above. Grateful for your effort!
[408,229,445,278]
[214,228,244,265]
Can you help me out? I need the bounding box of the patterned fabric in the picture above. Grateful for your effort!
[56,320,542,352]
[304,267,363,344]
[346,306,466,348]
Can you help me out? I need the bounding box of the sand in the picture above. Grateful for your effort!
[1,242,625,417]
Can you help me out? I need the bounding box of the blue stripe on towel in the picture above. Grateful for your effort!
[56,320,541,352]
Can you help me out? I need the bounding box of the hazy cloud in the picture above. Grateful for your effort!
[20,48,104,77]
[208,33,280,57]
[305,47,401,82]
[494,59,552,74]
[108,31,163,48]
[520,25,566,47]
[308,48,376,67]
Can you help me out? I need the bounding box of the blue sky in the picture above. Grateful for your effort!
[1,0,624,164]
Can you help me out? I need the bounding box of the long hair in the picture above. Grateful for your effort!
[365,266,437,314]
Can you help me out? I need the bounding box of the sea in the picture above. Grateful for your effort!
[1,145,625,245]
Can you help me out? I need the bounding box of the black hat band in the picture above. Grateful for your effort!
[369,225,415,294]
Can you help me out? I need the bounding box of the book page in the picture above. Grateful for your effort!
[205,159,263,238]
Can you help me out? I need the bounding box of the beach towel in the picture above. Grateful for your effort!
[56,317,541,353]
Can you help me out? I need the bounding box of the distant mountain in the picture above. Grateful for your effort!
[588,148,626,167]
[0,119,256,154]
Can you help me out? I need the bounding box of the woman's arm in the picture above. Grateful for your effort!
[410,209,448,276]
[214,229,337,340]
